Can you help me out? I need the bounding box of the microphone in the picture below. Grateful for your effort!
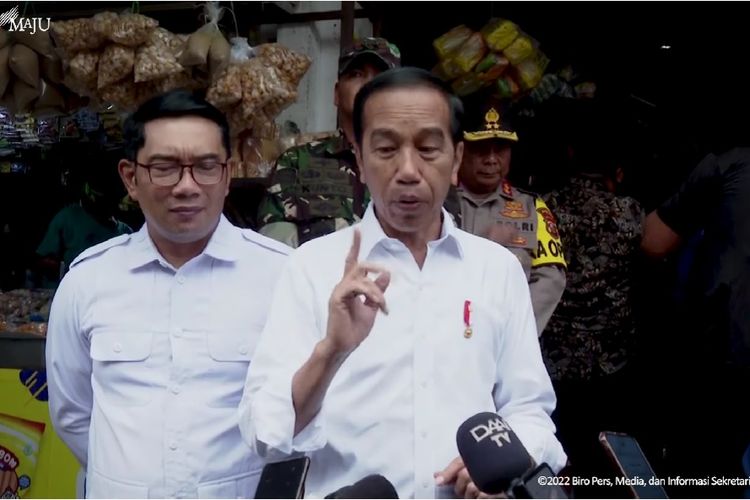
[456,412,536,495]
[324,475,399,499]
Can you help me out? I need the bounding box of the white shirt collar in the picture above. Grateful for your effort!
[128,215,240,270]
[357,202,464,261]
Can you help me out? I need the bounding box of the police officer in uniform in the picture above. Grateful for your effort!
[449,101,566,334]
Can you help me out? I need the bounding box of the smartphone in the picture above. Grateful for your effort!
[598,431,668,499]
[253,456,311,499]
[509,463,569,499]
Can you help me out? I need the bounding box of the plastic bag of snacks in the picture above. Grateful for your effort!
[451,72,484,97]
[51,18,106,53]
[514,51,549,90]
[433,25,473,60]
[480,19,520,52]
[496,75,520,99]
[40,54,63,85]
[437,57,464,81]
[109,13,158,47]
[0,412,46,498]
[206,63,242,108]
[12,31,55,59]
[452,32,487,74]
[240,61,294,119]
[255,43,311,86]
[503,34,536,65]
[100,80,140,111]
[92,11,119,39]
[9,44,39,88]
[68,51,99,93]
[208,33,231,78]
[474,52,510,83]
[134,31,183,83]
[97,44,135,89]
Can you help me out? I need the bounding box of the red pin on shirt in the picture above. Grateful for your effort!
[464,300,473,339]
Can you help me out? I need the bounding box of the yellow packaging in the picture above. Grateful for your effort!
[503,35,535,65]
[453,32,487,74]
[515,52,550,90]
[0,413,45,498]
[433,25,473,60]
[480,18,519,52]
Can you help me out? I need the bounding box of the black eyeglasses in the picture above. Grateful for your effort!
[134,160,227,187]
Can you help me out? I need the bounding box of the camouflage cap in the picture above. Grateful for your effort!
[339,37,401,76]
[462,98,519,143]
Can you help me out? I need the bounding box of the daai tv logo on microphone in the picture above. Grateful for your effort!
[0,5,51,35]
[470,415,514,448]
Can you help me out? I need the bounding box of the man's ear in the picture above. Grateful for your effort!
[118,159,139,201]
[451,141,464,186]
[354,144,366,185]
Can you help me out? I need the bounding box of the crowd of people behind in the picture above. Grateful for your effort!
[37,36,750,499]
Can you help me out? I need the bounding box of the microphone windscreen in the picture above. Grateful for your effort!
[324,474,398,499]
[456,412,535,494]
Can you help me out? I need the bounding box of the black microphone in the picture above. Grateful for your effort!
[324,475,399,499]
[456,412,536,495]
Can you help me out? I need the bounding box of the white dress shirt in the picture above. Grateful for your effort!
[238,205,567,499]
[46,215,290,498]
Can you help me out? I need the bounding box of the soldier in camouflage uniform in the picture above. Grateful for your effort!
[447,100,567,335]
[257,38,401,247]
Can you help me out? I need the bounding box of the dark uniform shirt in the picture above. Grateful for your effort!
[657,148,750,365]
[542,175,643,381]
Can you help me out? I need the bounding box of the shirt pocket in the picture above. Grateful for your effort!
[204,331,254,408]
[90,331,158,406]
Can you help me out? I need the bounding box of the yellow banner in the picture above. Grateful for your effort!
[0,369,82,498]
[532,198,567,268]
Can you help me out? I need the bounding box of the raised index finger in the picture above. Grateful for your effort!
[344,228,362,275]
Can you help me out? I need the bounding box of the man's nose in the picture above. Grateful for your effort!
[396,149,421,183]
[172,167,202,196]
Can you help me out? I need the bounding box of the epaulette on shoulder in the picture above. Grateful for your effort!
[241,229,292,256]
[69,234,132,268]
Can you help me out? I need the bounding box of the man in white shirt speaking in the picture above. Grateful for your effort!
[46,90,290,498]
[238,68,567,499]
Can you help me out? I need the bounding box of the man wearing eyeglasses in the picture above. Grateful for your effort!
[45,90,290,498]
[257,37,401,248]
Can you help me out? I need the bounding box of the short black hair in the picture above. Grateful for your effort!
[123,90,231,161]
[353,67,464,146]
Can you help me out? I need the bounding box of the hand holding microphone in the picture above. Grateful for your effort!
[436,412,567,499]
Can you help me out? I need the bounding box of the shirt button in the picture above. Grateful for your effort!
[176,275,185,284]
[171,385,181,395]
[113,343,122,353]
[420,380,428,389]
[238,345,248,355]
[421,430,428,438]
[169,441,178,450]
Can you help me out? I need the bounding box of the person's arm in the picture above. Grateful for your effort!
[291,229,389,434]
[642,152,723,258]
[239,230,390,457]
[528,265,566,335]
[493,257,568,473]
[529,198,567,335]
[45,267,92,467]
[641,211,682,259]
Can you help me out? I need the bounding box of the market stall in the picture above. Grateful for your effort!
[0,3,319,497]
